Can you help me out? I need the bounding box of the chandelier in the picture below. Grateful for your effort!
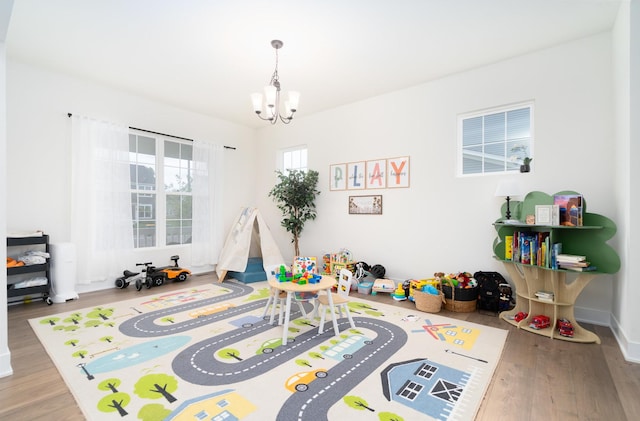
[251,40,300,124]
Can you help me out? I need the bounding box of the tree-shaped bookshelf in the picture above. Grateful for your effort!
[493,191,620,343]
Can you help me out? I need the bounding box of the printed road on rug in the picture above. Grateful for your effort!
[29,280,508,421]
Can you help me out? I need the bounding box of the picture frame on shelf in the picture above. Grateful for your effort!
[349,195,383,215]
[553,194,583,226]
[535,205,552,225]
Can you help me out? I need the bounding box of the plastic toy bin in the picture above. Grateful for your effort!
[358,281,373,295]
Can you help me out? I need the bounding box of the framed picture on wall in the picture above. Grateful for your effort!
[349,195,383,215]
[365,159,387,189]
[347,161,366,190]
[329,164,347,191]
[387,156,410,188]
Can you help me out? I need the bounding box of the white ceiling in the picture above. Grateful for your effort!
[5,0,622,128]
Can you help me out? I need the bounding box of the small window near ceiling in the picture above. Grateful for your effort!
[281,145,308,174]
[458,102,533,176]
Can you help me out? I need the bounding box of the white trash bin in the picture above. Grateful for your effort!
[50,243,79,303]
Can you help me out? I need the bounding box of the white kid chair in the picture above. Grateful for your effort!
[261,265,308,324]
[318,268,356,334]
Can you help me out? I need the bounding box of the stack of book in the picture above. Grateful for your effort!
[535,290,555,302]
[556,254,597,272]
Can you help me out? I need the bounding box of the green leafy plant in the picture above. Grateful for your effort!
[523,157,532,165]
[269,169,320,256]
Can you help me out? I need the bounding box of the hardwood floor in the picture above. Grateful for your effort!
[1,273,638,420]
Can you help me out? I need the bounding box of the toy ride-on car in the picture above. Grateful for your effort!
[114,255,191,290]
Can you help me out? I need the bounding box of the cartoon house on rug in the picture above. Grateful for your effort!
[165,389,256,420]
[380,358,470,419]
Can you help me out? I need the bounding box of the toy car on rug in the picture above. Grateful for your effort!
[115,255,191,290]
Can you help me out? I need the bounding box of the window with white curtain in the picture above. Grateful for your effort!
[129,131,193,248]
[280,145,308,174]
[458,102,533,176]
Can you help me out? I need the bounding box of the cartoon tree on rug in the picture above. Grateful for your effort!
[40,316,60,326]
[308,351,325,360]
[379,412,404,421]
[84,320,102,328]
[134,373,178,403]
[98,378,122,393]
[218,347,243,361]
[65,339,79,347]
[87,306,115,321]
[63,313,83,325]
[72,349,88,359]
[138,403,172,421]
[97,391,131,417]
[295,358,312,368]
[344,395,375,412]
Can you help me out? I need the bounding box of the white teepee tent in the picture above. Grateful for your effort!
[215,207,285,282]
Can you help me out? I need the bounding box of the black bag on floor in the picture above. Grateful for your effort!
[474,271,507,312]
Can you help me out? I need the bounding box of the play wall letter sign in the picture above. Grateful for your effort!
[387,156,410,188]
[329,164,347,191]
[347,162,366,190]
[330,156,409,191]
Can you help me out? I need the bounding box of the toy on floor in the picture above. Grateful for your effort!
[115,255,191,290]
[371,278,395,295]
[392,280,411,301]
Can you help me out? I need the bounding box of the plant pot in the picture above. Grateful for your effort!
[520,164,530,173]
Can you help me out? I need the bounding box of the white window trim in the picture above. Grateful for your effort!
[457,101,534,177]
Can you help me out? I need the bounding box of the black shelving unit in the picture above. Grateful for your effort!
[7,234,52,305]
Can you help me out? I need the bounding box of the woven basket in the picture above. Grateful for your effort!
[414,289,445,313]
[442,279,478,313]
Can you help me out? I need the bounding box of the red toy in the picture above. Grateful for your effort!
[529,315,551,330]
[514,311,528,322]
[557,318,574,337]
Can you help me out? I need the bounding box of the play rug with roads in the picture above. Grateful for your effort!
[29,280,508,421]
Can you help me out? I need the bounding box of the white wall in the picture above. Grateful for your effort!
[612,0,640,362]
[6,61,258,291]
[255,34,620,323]
[1,40,12,377]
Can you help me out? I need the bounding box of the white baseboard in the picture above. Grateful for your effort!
[610,314,640,364]
[0,348,13,378]
[574,305,611,326]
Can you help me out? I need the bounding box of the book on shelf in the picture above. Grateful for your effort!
[551,243,562,270]
[557,260,590,268]
[562,265,598,272]
[508,231,552,268]
[553,194,583,227]
[535,290,555,302]
[505,235,513,260]
[556,253,587,262]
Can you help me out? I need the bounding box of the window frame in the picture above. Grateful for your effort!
[278,145,308,174]
[457,101,534,176]
[129,129,193,249]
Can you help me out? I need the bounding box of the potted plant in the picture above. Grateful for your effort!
[520,157,532,173]
[269,169,321,256]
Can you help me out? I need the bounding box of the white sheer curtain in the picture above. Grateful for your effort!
[191,139,224,268]
[70,115,133,284]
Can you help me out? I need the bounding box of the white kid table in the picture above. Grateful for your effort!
[267,275,339,345]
